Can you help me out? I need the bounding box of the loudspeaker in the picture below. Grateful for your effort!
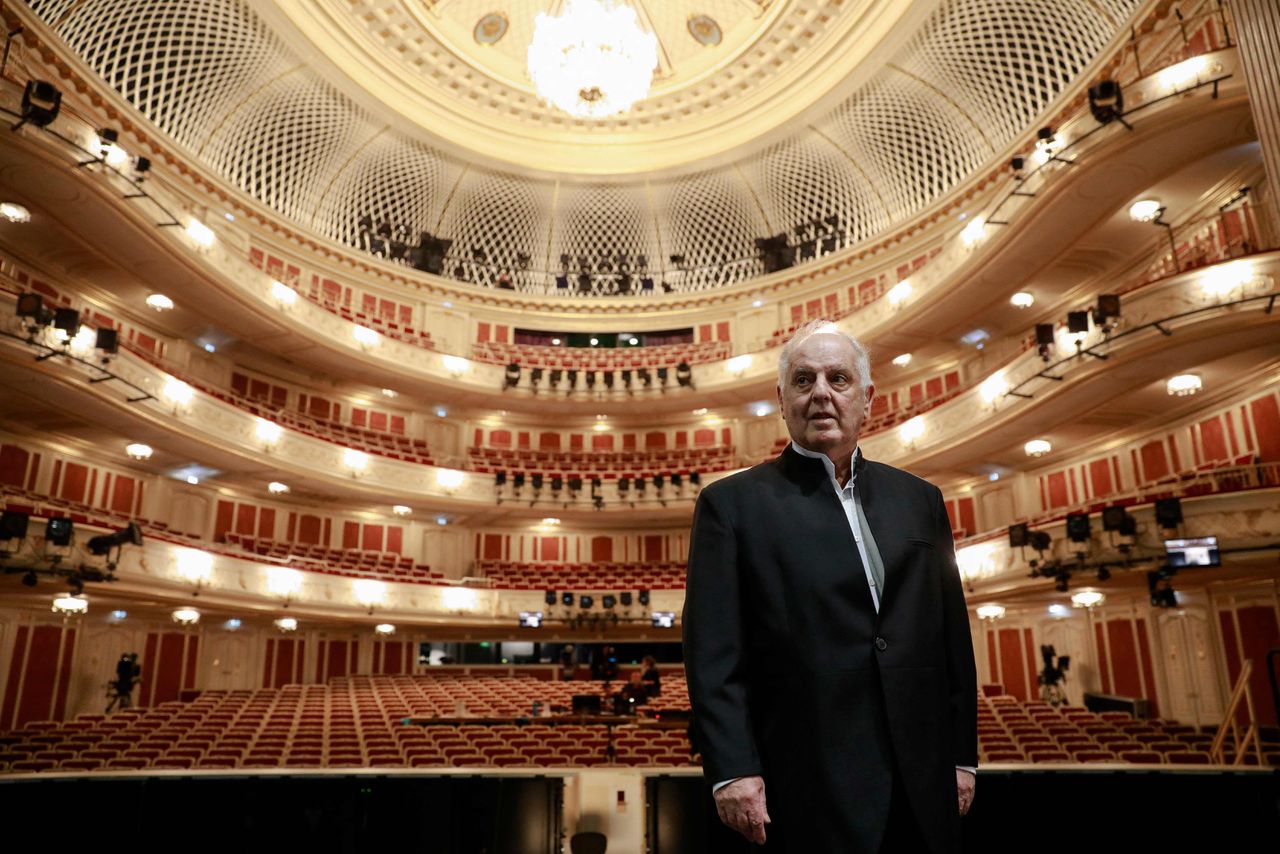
[1155,497,1182,528]
[1008,523,1029,548]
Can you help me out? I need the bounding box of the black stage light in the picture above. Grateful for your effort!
[603,372,614,389]
[676,361,692,388]
[653,474,665,490]
[638,590,650,606]
[1096,567,1112,582]
[1030,530,1052,551]
[656,367,668,384]
[95,328,119,355]
[545,590,557,606]
[1155,497,1183,528]
[513,472,526,489]
[530,367,543,386]
[555,275,569,289]
[621,370,632,388]
[568,476,582,492]
[1088,80,1124,125]
[16,292,47,320]
[132,156,151,178]
[602,595,616,610]
[550,369,562,387]
[638,368,651,386]
[53,307,80,338]
[0,510,30,540]
[531,473,543,491]
[579,595,594,609]
[1011,155,1025,175]
[495,471,507,487]
[671,473,682,488]
[1095,294,1121,320]
[45,517,73,546]
[551,475,563,492]
[618,477,630,493]
[18,80,61,129]
[1065,513,1091,543]
[1066,311,1089,334]
[689,471,701,486]
[567,369,578,387]
[562,592,575,606]
[504,362,521,389]
[21,570,38,587]
[87,522,143,556]
[591,476,602,490]
[1008,523,1029,548]
[1035,324,1055,346]
[1101,506,1128,532]
[634,477,646,493]
[586,371,597,389]
[620,591,632,606]
[1054,573,1070,593]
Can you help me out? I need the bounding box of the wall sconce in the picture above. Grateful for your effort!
[1070,589,1105,609]
[898,416,925,448]
[52,594,88,616]
[256,418,283,447]
[270,280,298,307]
[442,355,469,378]
[436,468,465,493]
[267,566,302,606]
[343,448,369,475]
[353,579,387,615]
[978,371,1009,406]
[886,279,912,307]
[976,603,1006,621]
[726,354,752,376]
[172,607,200,626]
[274,617,298,633]
[176,548,213,594]
[352,325,379,349]
[374,623,396,637]
[162,377,194,413]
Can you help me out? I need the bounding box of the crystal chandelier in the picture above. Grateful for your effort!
[527,0,657,119]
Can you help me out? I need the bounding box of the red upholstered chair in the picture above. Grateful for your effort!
[1164,751,1212,765]
[1073,751,1119,763]
[1026,750,1072,763]
[1117,750,1164,764]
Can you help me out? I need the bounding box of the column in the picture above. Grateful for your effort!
[1232,0,1280,228]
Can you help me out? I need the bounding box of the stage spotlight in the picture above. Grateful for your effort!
[551,475,563,493]
[653,474,665,490]
[638,368,651,387]
[530,367,543,387]
[1030,530,1052,552]
[531,473,544,491]
[53,307,80,338]
[95,328,119,355]
[1155,497,1183,528]
[16,292,52,326]
[671,473,682,488]
[1,510,30,540]
[21,571,38,587]
[638,590,650,606]
[1096,567,1112,582]
[620,591,632,606]
[586,372,597,390]
[579,595,594,609]
[562,592,574,606]
[676,361,692,388]
[621,369,632,388]
[87,522,143,556]
[545,590,557,606]
[550,369,562,387]
[1035,323,1055,360]
[504,362,521,389]
[1088,80,1126,126]
[602,595,616,609]
[513,472,526,490]
[618,477,630,494]
[1094,294,1121,324]
[568,476,582,493]
[657,367,668,385]
[603,371,614,389]
[1066,311,1089,335]
[1054,573,1070,593]
[1065,513,1091,543]
[1008,523,1029,548]
[17,80,61,129]
[44,517,73,547]
[689,471,701,486]
[495,471,507,487]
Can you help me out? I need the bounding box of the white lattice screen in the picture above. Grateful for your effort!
[26,0,1141,293]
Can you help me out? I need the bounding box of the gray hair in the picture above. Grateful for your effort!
[777,319,872,392]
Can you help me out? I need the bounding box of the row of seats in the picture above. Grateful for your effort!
[477,561,688,591]
[469,446,734,477]
[222,534,446,583]
[473,339,730,369]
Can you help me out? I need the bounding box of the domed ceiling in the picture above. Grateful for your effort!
[25,0,1140,293]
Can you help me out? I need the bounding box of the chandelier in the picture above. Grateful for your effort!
[527,0,657,119]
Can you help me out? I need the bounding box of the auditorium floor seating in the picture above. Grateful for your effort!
[477,560,688,590]
[0,674,696,773]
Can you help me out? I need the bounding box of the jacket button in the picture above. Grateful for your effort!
[875,637,888,651]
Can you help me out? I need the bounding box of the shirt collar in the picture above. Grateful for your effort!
[789,440,860,489]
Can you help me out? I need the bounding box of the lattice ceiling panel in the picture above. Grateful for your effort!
[313,134,459,249]
[203,72,379,224]
[434,170,553,276]
[22,0,1142,293]
[549,184,661,271]
[30,0,293,154]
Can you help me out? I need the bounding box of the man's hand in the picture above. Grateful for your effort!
[713,775,771,844]
[956,769,975,816]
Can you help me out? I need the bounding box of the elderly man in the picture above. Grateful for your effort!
[683,319,977,852]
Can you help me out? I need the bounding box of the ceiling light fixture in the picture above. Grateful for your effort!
[891,353,912,367]
[1166,374,1202,396]
[267,481,290,494]
[1010,292,1035,308]
[172,607,200,626]
[145,294,174,311]
[527,0,658,120]
[1128,199,1163,222]
[52,594,88,615]
[1025,439,1052,458]
[0,202,31,223]
[125,443,153,461]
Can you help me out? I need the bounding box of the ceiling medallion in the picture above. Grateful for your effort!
[688,14,722,47]
[473,12,508,45]
[527,0,658,120]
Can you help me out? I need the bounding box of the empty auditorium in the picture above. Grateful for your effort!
[1,1,1278,851]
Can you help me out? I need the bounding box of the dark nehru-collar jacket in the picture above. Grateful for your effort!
[683,445,978,853]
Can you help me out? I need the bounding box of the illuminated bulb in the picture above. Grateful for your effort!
[52,594,88,615]
[353,579,387,608]
[172,607,200,626]
[1071,589,1105,609]
[69,325,97,354]
[692,408,708,416]
[1128,199,1162,223]
[442,355,469,377]
[146,294,174,311]
[274,617,297,632]
[374,623,396,636]
[976,604,1006,621]
[726,354,753,375]
[125,443,153,460]
[628,337,638,345]
[0,202,31,223]
[380,388,398,398]
[102,142,129,168]
[542,517,562,526]
[343,449,369,472]
[186,475,199,485]
[1010,292,1035,308]
[886,279,912,306]
[1025,439,1052,457]
[270,280,297,305]
[256,419,283,445]
[898,416,925,445]
[1166,374,1202,396]
[177,549,213,585]
[1048,604,1070,618]
[436,468,464,491]
[267,481,290,494]
[891,353,912,367]
[754,404,770,417]
[551,338,561,345]
[979,371,1009,405]
[589,337,599,346]
[352,326,379,347]
[752,299,764,308]
[185,219,215,247]
[392,505,411,516]
[267,567,302,598]
[960,216,987,247]
[162,377,194,407]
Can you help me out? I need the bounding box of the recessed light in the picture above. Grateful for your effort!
[146,294,174,311]
[0,202,31,223]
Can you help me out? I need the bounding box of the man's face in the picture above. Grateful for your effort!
[777,333,874,459]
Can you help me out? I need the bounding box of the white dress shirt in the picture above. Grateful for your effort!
[711,442,975,793]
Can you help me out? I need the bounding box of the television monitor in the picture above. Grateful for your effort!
[1164,536,1220,568]
[651,611,676,628]
[518,611,543,628]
